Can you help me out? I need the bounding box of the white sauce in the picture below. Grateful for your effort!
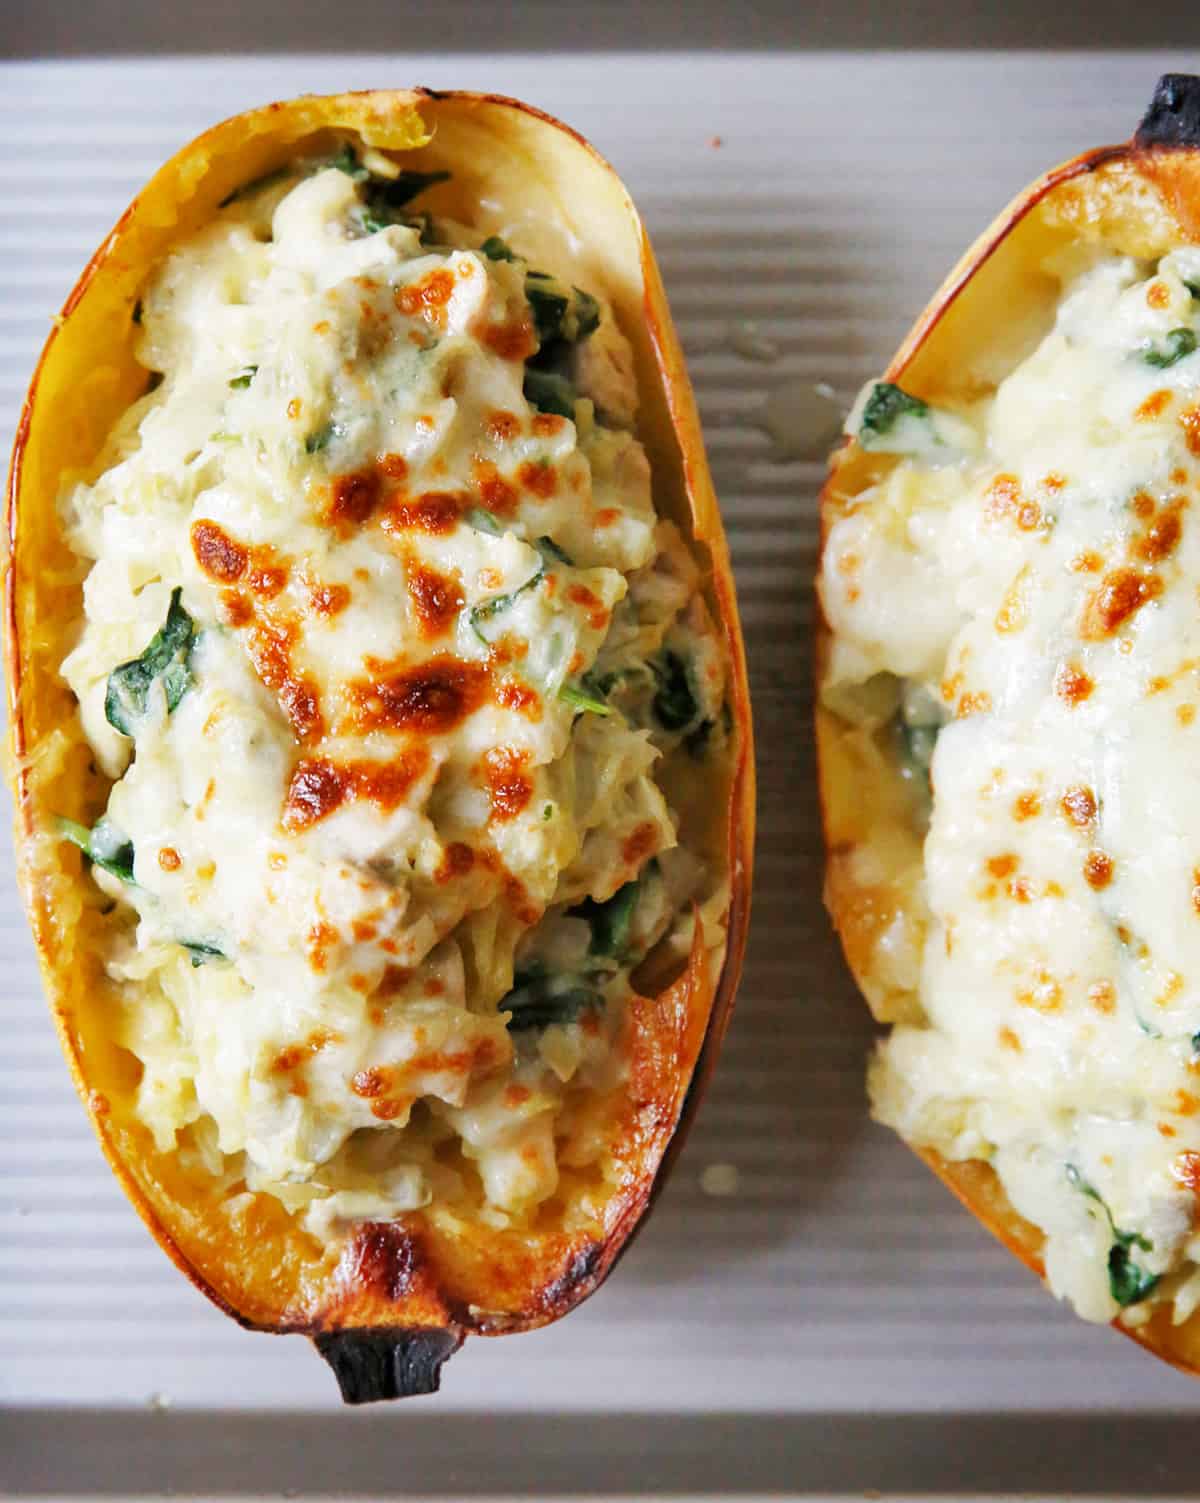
[821,245,1200,1323]
[59,153,727,1235]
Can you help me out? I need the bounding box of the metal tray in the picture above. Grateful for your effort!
[4,48,1200,1502]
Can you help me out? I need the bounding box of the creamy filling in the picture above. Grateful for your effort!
[58,145,729,1235]
[821,244,1200,1324]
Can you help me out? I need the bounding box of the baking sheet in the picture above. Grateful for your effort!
[5,49,1200,1500]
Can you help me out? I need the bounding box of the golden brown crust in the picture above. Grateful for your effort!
[816,122,1200,1374]
[5,90,754,1372]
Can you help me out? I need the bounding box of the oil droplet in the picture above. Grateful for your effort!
[757,380,844,461]
[728,320,780,363]
[700,1162,740,1197]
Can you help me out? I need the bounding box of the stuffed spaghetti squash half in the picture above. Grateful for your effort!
[5,90,753,1400]
[818,75,1200,1374]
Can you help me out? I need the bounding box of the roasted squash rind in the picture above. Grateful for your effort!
[817,73,1200,1378]
[5,89,755,1400]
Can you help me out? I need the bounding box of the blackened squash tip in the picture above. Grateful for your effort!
[313,1325,464,1404]
[1134,74,1200,151]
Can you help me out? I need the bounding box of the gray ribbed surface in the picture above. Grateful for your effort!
[5,49,1200,1498]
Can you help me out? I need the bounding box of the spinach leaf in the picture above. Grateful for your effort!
[901,722,939,778]
[503,877,650,1031]
[105,588,196,738]
[468,563,545,644]
[860,381,930,439]
[652,651,699,732]
[218,166,292,207]
[1144,327,1198,368]
[534,535,573,567]
[480,235,516,262]
[502,973,604,1032]
[305,421,343,455]
[228,366,257,389]
[525,273,600,345]
[891,717,939,799]
[1186,280,1200,301]
[572,288,600,340]
[573,879,641,959]
[559,683,611,717]
[357,170,450,235]
[465,506,502,536]
[1065,1164,1160,1307]
[526,274,571,344]
[369,168,450,209]
[1108,1243,1161,1306]
[57,816,135,885]
[181,940,226,968]
[521,269,601,417]
[331,143,370,180]
[523,367,576,418]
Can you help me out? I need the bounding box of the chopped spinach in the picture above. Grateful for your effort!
[860,381,930,440]
[559,683,612,717]
[573,879,641,960]
[526,274,571,344]
[468,563,545,644]
[305,422,342,455]
[228,366,257,389]
[1065,1164,1160,1307]
[1112,924,1164,1039]
[572,288,600,340]
[1185,280,1200,301]
[503,877,651,1031]
[328,145,450,233]
[180,940,226,968]
[480,235,516,262]
[901,722,939,776]
[652,651,699,732]
[892,718,940,800]
[218,166,293,208]
[356,169,450,235]
[502,972,604,1032]
[1143,327,1198,368]
[525,273,600,346]
[331,143,370,180]
[104,588,196,738]
[522,267,601,417]
[1107,1243,1161,1307]
[534,535,573,567]
[465,506,503,536]
[523,366,577,418]
[57,816,135,885]
[369,168,451,209]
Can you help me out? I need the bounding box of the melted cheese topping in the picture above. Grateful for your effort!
[820,245,1200,1326]
[59,154,728,1235]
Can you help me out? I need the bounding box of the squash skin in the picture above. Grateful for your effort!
[817,74,1200,1377]
[4,90,755,1400]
